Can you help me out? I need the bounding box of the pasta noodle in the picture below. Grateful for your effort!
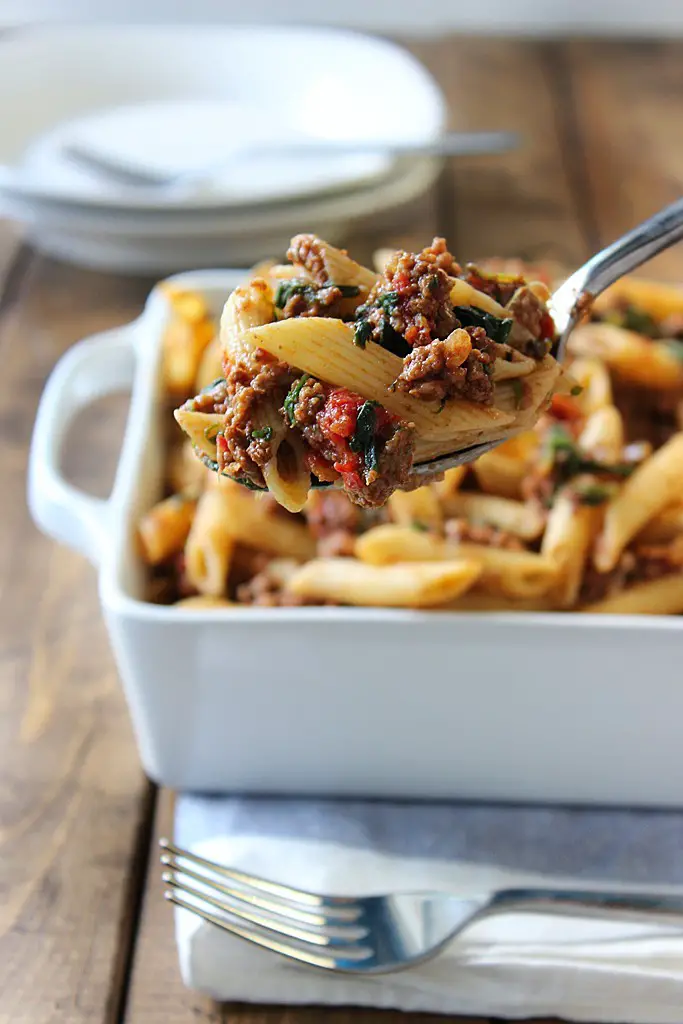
[287,557,482,608]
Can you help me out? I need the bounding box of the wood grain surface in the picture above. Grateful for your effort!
[1,35,683,1024]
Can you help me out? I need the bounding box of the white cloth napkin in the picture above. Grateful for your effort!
[174,796,683,1022]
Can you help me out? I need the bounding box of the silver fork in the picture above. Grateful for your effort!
[411,195,683,479]
[161,839,683,974]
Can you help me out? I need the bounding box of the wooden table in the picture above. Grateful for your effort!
[3,36,683,1024]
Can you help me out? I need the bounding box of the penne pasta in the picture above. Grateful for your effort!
[287,557,482,608]
[388,486,443,531]
[578,406,625,464]
[636,503,683,544]
[593,277,683,323]
[569,357,613,414]
[184,485,236,596]
[569,323,683,390]
[594,432,683,572]
[431,465,468,499]
[442,492,545,540]
[355,524,558,598]
[541,491,601,607]
[210,476,316,560]
[194,334,222,393]
[166,440,211,495]
[582,572,683,615]
[137,493,197,566]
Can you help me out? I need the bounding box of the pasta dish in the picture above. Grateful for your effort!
[174,236,564,510]
[138,256,683,615]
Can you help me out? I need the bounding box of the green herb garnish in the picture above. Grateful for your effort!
[454,305,513,345]
[570,384,583,396]
[428,275,439,293]
[354,318,373,348]
[573,482,618,506]
[283,374,310,424]
[349,400,380,475]
[335,283,361,298]
[378,291,400,314]
[251,426,273,441]
[412,520,429,532]
[275,279,359,309]
[204,423,221,444]
[274,279,309,309]
[545,424,635,481]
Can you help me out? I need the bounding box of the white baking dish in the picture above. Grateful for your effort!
[28,271,683,806]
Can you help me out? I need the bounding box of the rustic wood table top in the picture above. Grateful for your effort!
[2,35,683,1024]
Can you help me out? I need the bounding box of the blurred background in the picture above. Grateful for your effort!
[2,0,683,34]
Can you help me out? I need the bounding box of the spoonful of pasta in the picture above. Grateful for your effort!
[175,202,683,511]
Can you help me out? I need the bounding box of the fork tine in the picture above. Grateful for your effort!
[165,891,358,970]
[164,873,370,951]
[161,856,347,927]
[159,838,359,913]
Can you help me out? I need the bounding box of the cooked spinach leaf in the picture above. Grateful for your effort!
[251,426,273,441]
[354,317,373,348]
[454,305,513,344]
[275,279,359,309]
[283,374,310,424]
[349,400,380,474]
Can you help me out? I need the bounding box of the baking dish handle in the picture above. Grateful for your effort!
[28,324,138,567]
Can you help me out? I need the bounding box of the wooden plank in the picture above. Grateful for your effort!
[0,251,154,1024]
[406,37,591,266]
[568,39,683,282]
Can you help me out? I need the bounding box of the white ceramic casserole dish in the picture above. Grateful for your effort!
[28,271,683,806]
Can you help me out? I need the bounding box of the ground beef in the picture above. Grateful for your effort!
[213,353,295,488]
[278,281,349,319]
[463,264,526,306]
[579,548,681,605]
[394,326,497,404]
[361,238,461,348]
[506,286,547,339]
[299,419,416,509]
[287,234,329,285]
[290,377,326,427]
[444,517,524,550]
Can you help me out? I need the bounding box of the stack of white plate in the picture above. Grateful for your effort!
[0,26,448,274]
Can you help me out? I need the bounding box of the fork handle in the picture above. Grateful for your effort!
[576,197,683,300]
[492,886,683,922]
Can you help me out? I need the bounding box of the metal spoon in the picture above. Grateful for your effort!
[411,196,683,479]
[62,131,519,191]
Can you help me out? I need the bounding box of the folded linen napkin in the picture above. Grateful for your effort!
[174,795,683,1022]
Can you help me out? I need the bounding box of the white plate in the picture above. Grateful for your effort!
[24,158,442,273]
[0,26,445,210]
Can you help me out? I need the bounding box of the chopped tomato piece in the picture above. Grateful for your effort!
[550,393,583,421]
